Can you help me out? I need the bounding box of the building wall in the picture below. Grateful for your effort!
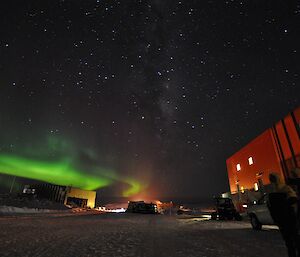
[272,107,300,178]
[226,106,300,195]
[34,183,67,203]
[226,129,284,194]
[65,187,96,208]
[275,109,300,172]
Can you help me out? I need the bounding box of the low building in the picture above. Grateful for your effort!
[226,106,300,210]
[32,183,96,208]
[32,183,67,204]
[64,187,96,208]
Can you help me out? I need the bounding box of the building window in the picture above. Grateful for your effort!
[241,186,245,193]
[236,163,241,171]
[248,157,254,165]
[254,183,259,191]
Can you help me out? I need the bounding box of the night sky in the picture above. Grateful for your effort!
[0,0,300,201]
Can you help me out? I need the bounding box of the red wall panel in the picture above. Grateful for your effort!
[226,107,300,194]
[226,130,283,194]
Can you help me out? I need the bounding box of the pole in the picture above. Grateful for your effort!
[9,176,16,194]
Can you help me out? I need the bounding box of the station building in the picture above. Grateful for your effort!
[64,187,96,208]
[226,106,300,210]
[32,183,96,208]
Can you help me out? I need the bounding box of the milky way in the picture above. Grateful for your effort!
[0,0,299,200]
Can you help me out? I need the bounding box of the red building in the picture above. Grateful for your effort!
[226,107,300,209]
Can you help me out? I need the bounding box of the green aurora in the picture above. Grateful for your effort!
[0,154,143,196]
[122,178,143,197]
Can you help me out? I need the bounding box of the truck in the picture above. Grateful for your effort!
[126,201,158,214]
[211,197,242,221]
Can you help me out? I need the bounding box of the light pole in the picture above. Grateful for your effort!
[9,176,16,194]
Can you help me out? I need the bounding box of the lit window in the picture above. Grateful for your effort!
[254,183,259,191]
[236,163,241,171]
[248,157,253,165]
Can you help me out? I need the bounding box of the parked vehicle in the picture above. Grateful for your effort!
[211,197,242,221]
[247,194,274,230]
[126,201,158,214]
[177,206,193,215]
[22,185,36,195]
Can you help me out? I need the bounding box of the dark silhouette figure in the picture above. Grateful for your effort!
[267,173,299,257]
[290,168,300,223]
[289,168,300,257]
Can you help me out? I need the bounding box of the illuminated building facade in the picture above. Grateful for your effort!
[226,107,300,208]
[33,183,96,208]
[64,187,96,208]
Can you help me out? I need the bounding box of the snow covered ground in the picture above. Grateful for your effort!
[0,213,287,257]
[0,205,56,214]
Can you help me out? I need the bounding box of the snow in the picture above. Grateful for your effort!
[0,205,54,214]
[0,213,287,257]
